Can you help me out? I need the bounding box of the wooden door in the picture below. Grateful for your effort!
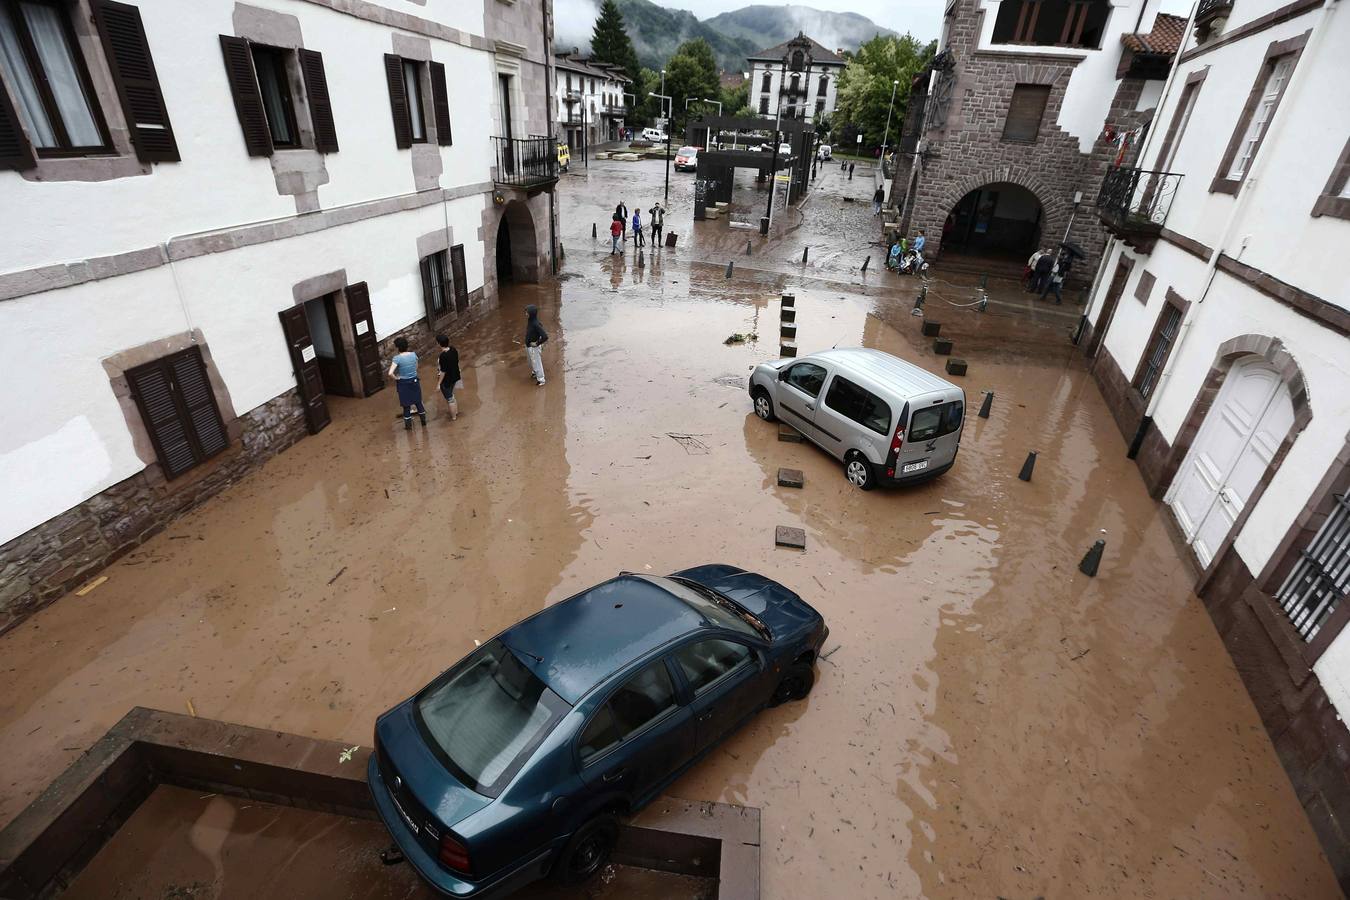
[450,246,469,313]
[278,306,330,434]
[1167,360,1292,566]
[1086,259,1131,358]
[345,281,384,396]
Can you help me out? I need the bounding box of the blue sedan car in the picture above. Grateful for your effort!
[368,565,828,897]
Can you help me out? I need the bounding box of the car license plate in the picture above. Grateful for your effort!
[902,459,929,474]
[390,789,420,835]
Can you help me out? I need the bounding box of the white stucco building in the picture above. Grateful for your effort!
[0,0,560,631]
[1080,0,1350,877]
[554,49,629,152]
[748,33,843,125]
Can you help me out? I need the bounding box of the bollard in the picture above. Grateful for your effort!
[747,239,753,256]
[861,256,870,273]
[781,293,796,309]
[592,222,597,239]
[978,391,994,419]
[933,338,953,355]
[725,260,734,278]
[1018,451,1037,481]
[802,246,810,264]
[921,321,941,337]
[637,250,644,269]
[1079,532,1107,577]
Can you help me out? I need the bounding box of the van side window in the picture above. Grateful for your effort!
[783,363,827,398]
[909,401,963,441]
[824,376,891,435]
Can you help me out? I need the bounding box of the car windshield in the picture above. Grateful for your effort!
[415,639,568,796]
[678,147,697,155]
[663,576,768,639]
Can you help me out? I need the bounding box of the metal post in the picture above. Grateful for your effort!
[764,59,785,234]
[661,69,670,205]
[880,79,898,164]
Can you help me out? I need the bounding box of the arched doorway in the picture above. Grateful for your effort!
[495,199,539,284]
[943,182,1043,261]
[1167,356,1296,567]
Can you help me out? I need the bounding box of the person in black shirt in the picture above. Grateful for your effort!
[435,333,462,420]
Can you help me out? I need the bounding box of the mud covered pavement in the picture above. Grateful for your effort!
[0,158,1339,898]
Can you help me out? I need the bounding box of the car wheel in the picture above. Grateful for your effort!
[753,389,776,422]
[552,814,619,885]
[845,453,876,491]
[771,662,815,706]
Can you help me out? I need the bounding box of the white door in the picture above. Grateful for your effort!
[1166,359,1294,567]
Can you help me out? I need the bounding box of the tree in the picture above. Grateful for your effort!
[832,35,936,154]
[662,38,721,135]
[590,0,641,89]
[721,78,750,119]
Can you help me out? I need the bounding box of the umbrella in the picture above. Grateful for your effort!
[1059,241,1087,259]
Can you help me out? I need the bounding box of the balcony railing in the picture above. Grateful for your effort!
[562,90,581,104]
[781,83,808,99]
[493,136,558,189]
[1196,0,1233,23]
[600,104,626,117]
[1097,165,1182,246]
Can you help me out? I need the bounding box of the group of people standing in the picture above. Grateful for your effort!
[1026,248,1072,304]
[609,200,665,255]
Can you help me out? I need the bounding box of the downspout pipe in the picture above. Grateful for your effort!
[1127,0,1340,460]
[542,0,558,276]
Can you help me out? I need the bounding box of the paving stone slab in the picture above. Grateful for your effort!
[777,468,804,488]
[777,425,804,443]
[774,526,806,549]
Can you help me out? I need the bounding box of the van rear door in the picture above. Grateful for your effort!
[897,396,965,476]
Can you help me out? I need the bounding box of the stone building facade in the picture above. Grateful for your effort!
[0,0,559,632]
[892,0,1183,283]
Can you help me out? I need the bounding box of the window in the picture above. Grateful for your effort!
[1002,84,1049,142]
[761,71,771,93]
[420,249,452,323]
[1134,300,1184,399]
[674,640,753,695]
[383,53,450,149]
[759,96,769,115]
[579,660,677,763]
[825,376,892,436]
[1155,74,1203,175]
[126,347,229,479]
[783,362,827,398]
[818,74,828,96]
[221,37,336,157]
[991,0,1110,48]
[908,400,964,442]
[0,0,107,155]
[816,98,826,116]
[1313,137,1350,219]
[250,44,298,148]
[1275,494,1350,643]
[1213,36,1305,194]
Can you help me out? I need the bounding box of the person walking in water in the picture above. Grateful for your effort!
[632,207,645,247]
[435,333,461,420]
[524,305,548,386]
[848,162,855,181]
[387,337,425,429]
[615,200,628,242]
[872,185,885,216]
[649,203,664,246]
[609,217,622,254]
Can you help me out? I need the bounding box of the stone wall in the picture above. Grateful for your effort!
[0,389,307,634]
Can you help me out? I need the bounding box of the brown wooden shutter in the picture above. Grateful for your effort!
[450,245,469,313]
[384,54,412,149]
[278,306,331,433]
[429,61,452,146]
[1002,84,1050,142]
[0,76,36,170]
[168,349,228,459]
[299,48,338,153]
[127,348,227,478]
[419,256,437,325]
[345,282,385,396]
[91,0,179,162]
[220,35,273,157]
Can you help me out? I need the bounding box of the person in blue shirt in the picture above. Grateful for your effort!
[386,337,425,429]
[632,208,644,247]
[913,230,926,255]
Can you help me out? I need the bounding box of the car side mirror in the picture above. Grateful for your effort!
[778,368,788,381]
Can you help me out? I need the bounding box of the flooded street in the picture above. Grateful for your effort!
[0,158,1338,898]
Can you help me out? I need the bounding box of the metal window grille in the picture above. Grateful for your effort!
[1277,494,1350,642]
[1137,304,1182,399]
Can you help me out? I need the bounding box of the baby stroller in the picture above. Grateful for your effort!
[897,248,928,276]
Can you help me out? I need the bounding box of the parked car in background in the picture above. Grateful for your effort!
[748,348,965,490]
[369,568,828,897]
[674,146,700,172]
[556,142,570,173]
[640,127,667,144]
[778,142,792,157]
[818,144,832,160]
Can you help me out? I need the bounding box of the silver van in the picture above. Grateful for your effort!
[748,348,965,490]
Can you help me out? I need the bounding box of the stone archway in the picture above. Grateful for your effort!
[494,199,540,284]
[925,167,1070,264]
[943,181,1044,260]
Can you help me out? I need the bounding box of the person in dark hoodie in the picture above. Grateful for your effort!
[524,305,548,386]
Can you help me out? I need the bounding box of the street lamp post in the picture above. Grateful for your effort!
[880,78,899,166]
[648,86,673,204]
[685,97,722,148]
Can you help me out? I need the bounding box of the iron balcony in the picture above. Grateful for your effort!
[1097,165,1183,252]
[493,136,558,190]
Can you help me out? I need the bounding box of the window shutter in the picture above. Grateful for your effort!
[0,76,36,170]
[219,35,273,156]
[429,61,452,146]
[384,54,412,149]
[91,0,179,162]
[168,349,228,460]
[298,48,338,153]
[419,256,437,324]
[1002,84,1049,142]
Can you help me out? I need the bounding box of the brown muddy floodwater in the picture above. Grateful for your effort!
[1,158,1340,898]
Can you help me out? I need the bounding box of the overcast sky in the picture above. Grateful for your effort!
[559,0,1195,47]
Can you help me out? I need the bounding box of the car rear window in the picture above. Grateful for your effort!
[416,639,568,797]
[908,400,964,442]
[678,146,698,155]
[825,376,891,435]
